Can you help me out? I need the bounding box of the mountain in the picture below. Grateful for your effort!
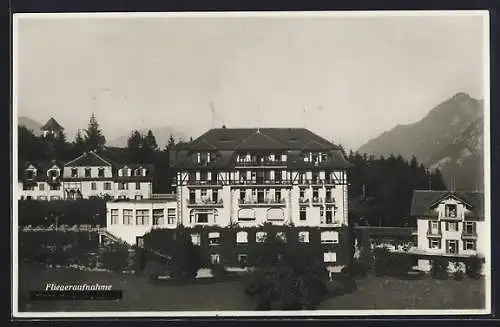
[357,92,484,191]
[107,126,189,149]
[18,116,43,136]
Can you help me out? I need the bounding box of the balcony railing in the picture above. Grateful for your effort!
[324,197,335,204]
[238,198,286,207]
[187,199,224,207]
[235,160,287,167]
[442,213,461,220]
[462,230,478,239]
[186,180,224,187]
[232,179,291,186]
[426,228,442,237]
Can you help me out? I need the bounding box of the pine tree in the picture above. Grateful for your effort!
[143,130,158,152]
[84,113,106,152]
[127,130,142,162]
[165,134,176,152]
[72,129,87,156]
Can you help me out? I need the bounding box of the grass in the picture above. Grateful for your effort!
[18,263,485,312]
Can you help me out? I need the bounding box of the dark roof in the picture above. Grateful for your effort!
[410,190,484,218]
[171,128,351,170]
[41,118,64,131]
[189,128,339,151]
[64,151,114,167]
[21,160,63,182]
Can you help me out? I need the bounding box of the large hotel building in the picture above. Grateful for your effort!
[105,127,354,270]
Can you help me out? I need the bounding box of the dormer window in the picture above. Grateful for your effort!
[25,169,36,180]
[84,168,91,178]
[320,153,327,162]
[47,169,59,179]
[445,204,457,218]
[134,168,141,176]
[71,168,78,178]
[98,168,105,178]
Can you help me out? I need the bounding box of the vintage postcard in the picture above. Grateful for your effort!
[12,11,491,318]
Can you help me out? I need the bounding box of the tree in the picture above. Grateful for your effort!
[165,134,176,152]
[127,130,142,162]
[141,130,158,162]
[84,113,106,152]
[244,228,329,310]
[71,129,87,157]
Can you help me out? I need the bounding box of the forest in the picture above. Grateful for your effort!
[17,114,448,228]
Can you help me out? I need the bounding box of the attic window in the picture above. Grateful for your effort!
[47,169,59,179]
[71,168,78,178]
[134,168,141,176]
[289,138,297,142]
[98,168,105,178]
[25,169,36,179]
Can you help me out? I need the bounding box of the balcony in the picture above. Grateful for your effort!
[462,230,478,239]
[312,197,323,206]
[231,180,292,188]
[426,228,442,237]
[324,197,335,204]
[187,199,224,208]
[234,160,287,168]
[299,197,310,204]
[298,178,324,185]
[186,180,224,188]
[441,213,461,220]
[238,198,286,207]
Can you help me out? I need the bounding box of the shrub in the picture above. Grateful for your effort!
[453,262,466,281]
[386,254,413,277]
[373,247,391,276]
[358,248,374,276]
[101,243,131,272]
[341,258,366,278]
[210,263,229,278]
[430,257,449,280]
[465,255,483,279]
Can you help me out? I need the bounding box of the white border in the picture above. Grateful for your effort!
[11,10,491,319]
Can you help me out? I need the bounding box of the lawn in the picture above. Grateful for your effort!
[18,263,485,312]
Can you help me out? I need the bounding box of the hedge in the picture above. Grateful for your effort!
[143,224,351,268]
[18,199,107,227]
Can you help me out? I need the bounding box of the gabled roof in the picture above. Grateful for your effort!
[188,128,339,151]
[41,118,64,131]
[64,151,114,167]
[20,160,63,182]
[410,190,484,218]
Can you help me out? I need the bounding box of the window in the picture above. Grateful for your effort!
[210,254,220,264]
[50,196,60,201]
[209,232,220,246]
[25,169,36,179]
[238,254,248,266]
[275,189,281,202]
[236,231,248,244]
[118,182,127,190]
[464,222,476,234]
[326,189,332,201]
[446,221,459,232]
[49,184,60,191]
[123,209,133,225]
[298,231,309,243]
[23,184,35,191]
[240,190,245,201]
[98,168,105,178]
[136,182,141,190]
[197,213,209,224]
[325,207,334,224]
[320,207,324,219]
[189,190,196,203]
[201,189,207,197]
[445,204,457,218]
[135,195,143,200]
[91,182,97,190]
[321,231,339,244]
[111,209,119,225]
[167,208,176,225]
[256,231,267,243]
[189,172,196,182]
[136,210,149,225]
[300,207,307,221]
[39,183,45,191]
[71,168,78,177]
[463,239,477,251]
[299,189,305,199]
[200,171,208,181]
[153,209,164,226]
[323,252,337,263]
[191,233,201,246]
[37,196,47,200]
[213,189,218,203]
[85,168,91,178]
[104,182,112,190]
[446,240,459,255]
[429,239,441,249]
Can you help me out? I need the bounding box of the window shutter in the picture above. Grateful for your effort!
[463,240,466,251]
[428,238,431,248]
[428,220,431,231]
[445,222,449,231]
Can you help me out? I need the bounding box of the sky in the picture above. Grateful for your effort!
[14,12,487,150]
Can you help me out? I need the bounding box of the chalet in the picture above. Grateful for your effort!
[40,117,64,138]
[410,190,486,272]
[18,160,64,200]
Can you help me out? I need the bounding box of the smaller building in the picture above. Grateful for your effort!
[18,160,65,200]
[40,117,64,138]
[105,195,178,245]
[410,190,485,272]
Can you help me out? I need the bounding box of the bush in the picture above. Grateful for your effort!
[464,255,482,279]
[210,263,228,278]
[373,247,391,276]
[358,248,374,276]
[341,258,366,278]
[430,257,449,280]
[101,243,131,272]
[453,262,466,281]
